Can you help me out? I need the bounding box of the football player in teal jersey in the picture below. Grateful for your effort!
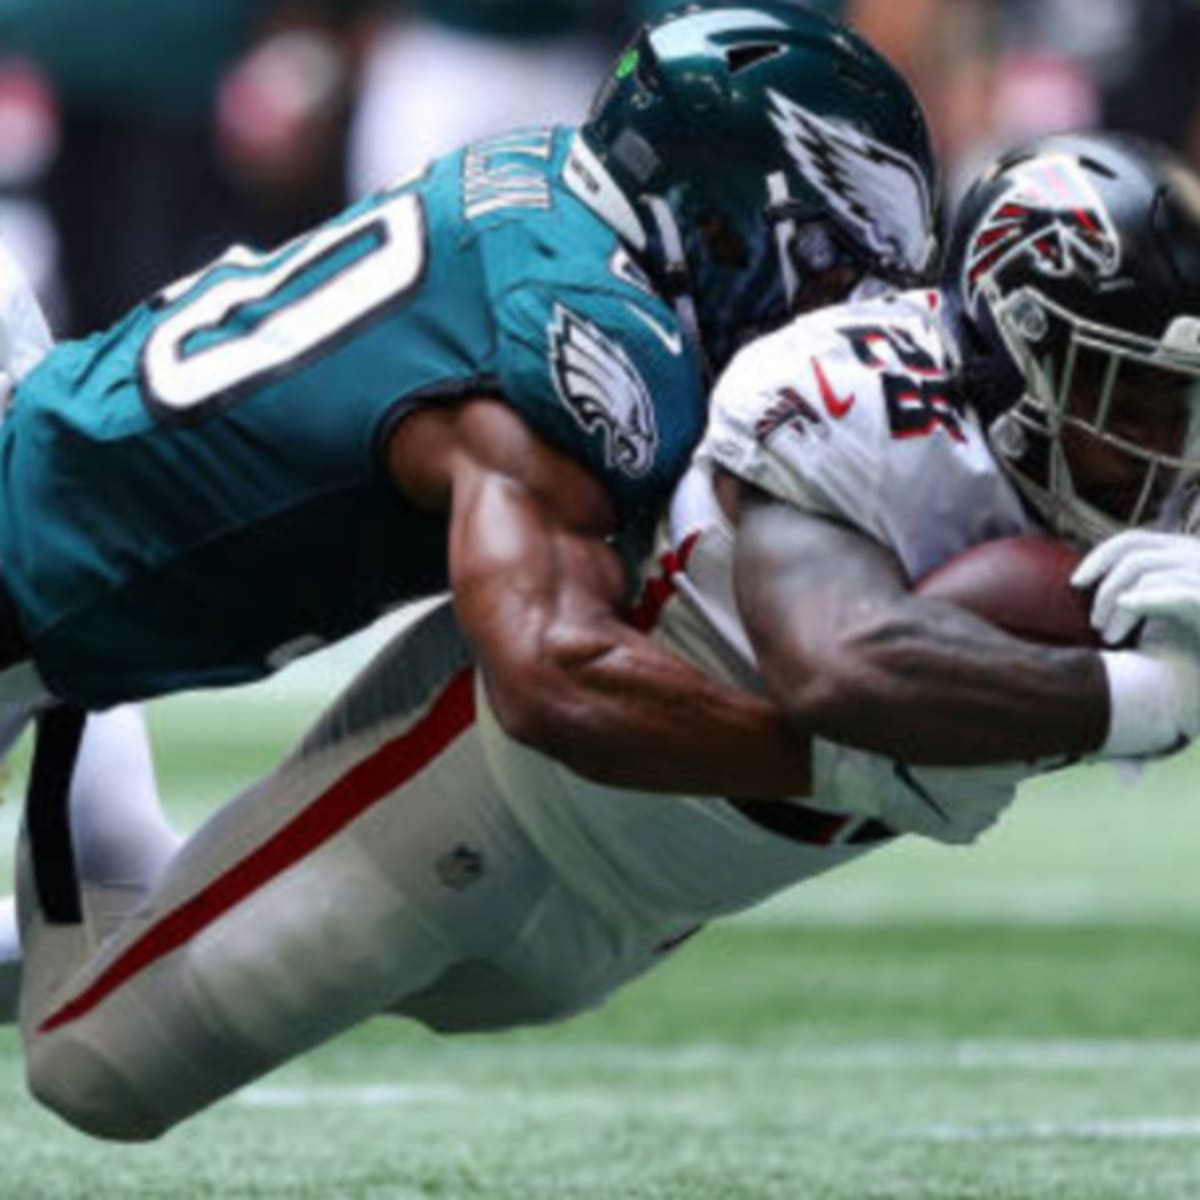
[19,129,1200,1145]
[0,2,936,800]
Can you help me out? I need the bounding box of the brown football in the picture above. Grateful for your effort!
[915,535,1100,647]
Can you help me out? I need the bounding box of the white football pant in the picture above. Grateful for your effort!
[18,603,686,1141]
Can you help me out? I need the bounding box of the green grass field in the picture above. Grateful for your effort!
[2,653,1200,1199]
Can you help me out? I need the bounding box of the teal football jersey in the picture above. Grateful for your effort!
[0,128,705,705]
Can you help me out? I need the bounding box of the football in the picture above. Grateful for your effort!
[915,535,1100,647]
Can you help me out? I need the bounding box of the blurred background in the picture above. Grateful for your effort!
[1,0,1198,338]
[2,7,1200,1194]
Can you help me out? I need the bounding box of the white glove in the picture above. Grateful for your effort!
[1072,530,1200,646]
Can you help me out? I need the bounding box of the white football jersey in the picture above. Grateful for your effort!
[699,288,1037,580]
[487,290,1044,938]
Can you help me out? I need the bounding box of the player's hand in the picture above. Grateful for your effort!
[1072,530,1200,646]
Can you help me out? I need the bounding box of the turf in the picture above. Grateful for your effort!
[2,658,1200,1199]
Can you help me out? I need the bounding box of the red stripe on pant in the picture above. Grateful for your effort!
[38,668,477,1035]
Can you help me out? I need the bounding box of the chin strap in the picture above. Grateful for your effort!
[641,193,708,380]
[988,404,1120,548]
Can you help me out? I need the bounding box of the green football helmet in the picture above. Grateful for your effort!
[575,1,937,375]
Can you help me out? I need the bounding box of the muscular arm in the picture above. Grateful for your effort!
[388,398,811,796]
[733,487,1109,765]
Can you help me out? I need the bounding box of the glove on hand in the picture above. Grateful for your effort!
[1073,530,1200,646]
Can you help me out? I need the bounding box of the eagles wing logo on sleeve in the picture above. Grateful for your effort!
[963,153,1121,315]
[549,305,659,478]
[766,90,934,276]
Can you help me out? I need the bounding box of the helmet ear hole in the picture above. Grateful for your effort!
[724,42,785,74]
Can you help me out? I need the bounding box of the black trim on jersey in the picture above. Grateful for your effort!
[138,201,430,426]
[370,374,507,468]
[27,705,87,926]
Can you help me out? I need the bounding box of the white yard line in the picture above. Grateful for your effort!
[230,1039,1200,1130]
[905,1116,1200,1142]
[495,1038,1200,1070]
[233,1076,1200,1145]
[237,1083,467,1108]
[780,1039,1200,1070]
[232,1038,1200,1100]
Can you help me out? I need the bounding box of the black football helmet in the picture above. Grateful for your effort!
[944,131,1200,546]
[573,0,937,377]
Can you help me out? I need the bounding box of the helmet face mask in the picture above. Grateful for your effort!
[946,134,1200,546]
[989,287,1200,543]
[580,1,937,375]
[683,199,873,361]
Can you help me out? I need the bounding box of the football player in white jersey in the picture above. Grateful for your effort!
[13,131,1200,1142]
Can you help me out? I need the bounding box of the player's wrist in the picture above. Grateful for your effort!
[1099,648,1190,758]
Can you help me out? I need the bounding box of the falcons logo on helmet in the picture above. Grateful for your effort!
[766,90,934,275]
[963,154,1121,314]
[549,305,659,478]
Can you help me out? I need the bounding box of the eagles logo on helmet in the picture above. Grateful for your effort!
[767,91,934,280]
[576,1,937,378]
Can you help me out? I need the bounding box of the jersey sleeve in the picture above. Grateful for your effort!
[698,296,1038,581]
[492,281,706,524]
[811,737,1045,845]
